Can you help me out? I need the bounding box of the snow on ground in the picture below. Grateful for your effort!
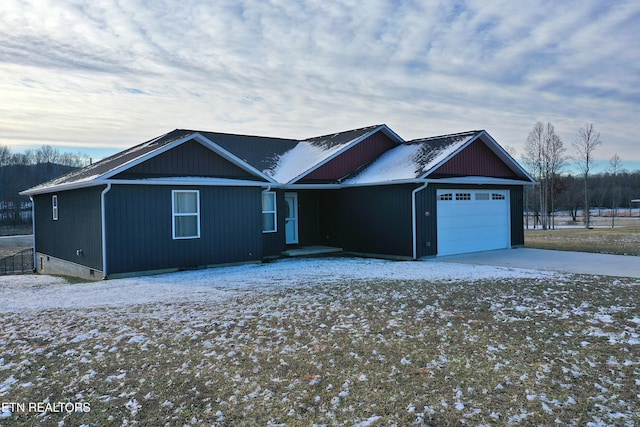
[2,257,639,426]
[0,257,553,312]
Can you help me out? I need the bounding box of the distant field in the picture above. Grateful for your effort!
[525,226,640,256]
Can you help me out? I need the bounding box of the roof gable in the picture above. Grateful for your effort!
[344,130,535,185]
[429,137,518,178]
[422,131,534,182]
[21,130,195,194]
[344,131,478,184]
[264,125,396,183]
[299,126,403,183]
[111,139,260,180]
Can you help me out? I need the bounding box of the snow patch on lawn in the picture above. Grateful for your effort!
[0,257,554,312]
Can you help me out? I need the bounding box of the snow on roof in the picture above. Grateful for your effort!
[343,144,423,184]
[21,130,195,195]
[345,132,476,184]
[265,140,351,183]
[263,125,387,183]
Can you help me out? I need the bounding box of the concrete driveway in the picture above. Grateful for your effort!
[0,234,33,248]
[432,248,640,279]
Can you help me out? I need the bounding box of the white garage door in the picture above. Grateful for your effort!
[436,189,510,256]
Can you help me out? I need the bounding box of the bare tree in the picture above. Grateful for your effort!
[609,154,623,228]
[573,123,602,228]
[523,121,566,229]
[35,145,61,164]
[0,145,11,166]
[11,149,35,165]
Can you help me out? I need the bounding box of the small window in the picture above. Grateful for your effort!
[172,190,200,239]
[438,193,453,201]
[52,195,58,220]
[262,191,277,233]
[492,193,506,200]
[475,193,490,201]
[456,193,471,201]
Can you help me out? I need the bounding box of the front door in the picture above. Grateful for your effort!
[285,193,299,244]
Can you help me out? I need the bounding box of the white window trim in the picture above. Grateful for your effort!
[262,191,277,233]
[172,190,200,239]
[52,195,58,221]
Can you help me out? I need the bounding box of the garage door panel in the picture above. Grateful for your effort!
[436,189,510,256]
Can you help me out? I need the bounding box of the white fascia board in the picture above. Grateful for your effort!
[418,132,480,179]
[377,124,405,145]
[476,131,536,183]
[419,131,536,183]
[287,125,401,185]
[99,133,197,180]
[99,133,277,184]
[341,176,534,187]
[106,177,273,187]
[428,176,537,186]
[20,180,106,196]
[193,134,279,183]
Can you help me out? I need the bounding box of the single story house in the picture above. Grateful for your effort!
[21,124,535,280]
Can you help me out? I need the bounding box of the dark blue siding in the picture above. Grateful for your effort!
[34,186,104,270]
[509,186,525,246]
[337,185,414,257]
[105,185,263,275]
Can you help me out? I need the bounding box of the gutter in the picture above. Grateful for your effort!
[100,183,112,279]
[411,181,429,260]
[29,196,36,272]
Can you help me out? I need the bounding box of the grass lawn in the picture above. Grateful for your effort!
[525,226,640,256]
[2,270,640,426]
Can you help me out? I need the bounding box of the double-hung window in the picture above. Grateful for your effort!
[262,191,277,233]
[172,190,200,239]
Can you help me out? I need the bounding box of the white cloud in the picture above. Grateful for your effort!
[0,0,638,166]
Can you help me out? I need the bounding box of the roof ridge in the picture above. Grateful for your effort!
[177,129,298,142]
[301,124,383,141]
[407,130,482,143]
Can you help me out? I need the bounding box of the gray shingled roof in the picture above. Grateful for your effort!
[343,131,481,184]
[21,125,389,194]
[21,125,533,194]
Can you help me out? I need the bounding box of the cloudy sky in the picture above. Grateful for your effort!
[1,0,639,171]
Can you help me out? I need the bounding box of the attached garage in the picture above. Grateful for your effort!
[436,189,511,256]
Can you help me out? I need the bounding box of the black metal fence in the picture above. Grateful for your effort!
[0,248,34,275]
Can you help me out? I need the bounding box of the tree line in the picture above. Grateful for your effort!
[0,144,89,226]
[523,121,639,229]
[1,132,639,229]
[0,144,90,167]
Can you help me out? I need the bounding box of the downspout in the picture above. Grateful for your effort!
[29,196,36,272]
[411,181,429,260]
[101,183,112,279]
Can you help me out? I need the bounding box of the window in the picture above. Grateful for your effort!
[52,195,58,220]
[262,191,277,233]
[456,193,471,201]
[475,193,490,201]
[172,190,200,239]
[492,193,506,200]
[438,193,453,201]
